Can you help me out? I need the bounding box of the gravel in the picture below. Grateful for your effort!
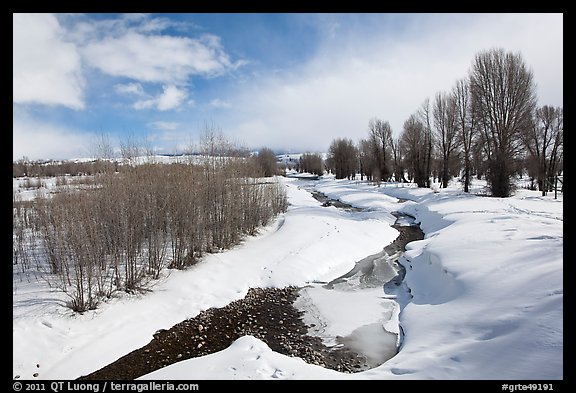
[78,286,367,380]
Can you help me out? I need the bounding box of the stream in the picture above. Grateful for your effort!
[294,181,424,371]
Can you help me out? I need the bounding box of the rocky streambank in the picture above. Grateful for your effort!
[78,286,367,380]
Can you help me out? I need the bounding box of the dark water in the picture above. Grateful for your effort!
[309,190,365,212]
[298,188,424,370]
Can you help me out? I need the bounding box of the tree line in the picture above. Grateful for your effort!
[326,48,563,197]
[13,134,287,312]
[13,158,119,178]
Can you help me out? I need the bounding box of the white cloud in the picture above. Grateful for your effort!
[149,121,179,130]
[114,82,145,96]
[67,13,191,43]
[224,13,563,152]
[157,85,188,110]
[13,111,92,161]
[82,32,238,84]
[134,85,188,111]
[132,98,154,110]
[209,98,231,108]
[13,13,85,109]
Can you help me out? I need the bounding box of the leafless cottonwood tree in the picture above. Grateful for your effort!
[119,133,144,167]
[389,135,407,183]
[545,108,563,191]
[433,91,460,188]
[368,118,393,182]
[521,106,563,195]
[357,139,374,182]
[327,138,358,180]
[453,78,478,193]
[418,98,434,188]
[92,132,117,174]
[469,48,537,197]
[298,153,324,176]
[255,147,278,177]
[400,114,429,187]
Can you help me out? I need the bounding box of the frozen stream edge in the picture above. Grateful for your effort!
[293,185,423,371]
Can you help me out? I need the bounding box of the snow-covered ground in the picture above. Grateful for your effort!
[13,175,563,380]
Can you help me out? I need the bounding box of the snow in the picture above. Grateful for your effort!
[13,174,563,381]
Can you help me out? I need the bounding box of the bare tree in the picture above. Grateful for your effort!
[418,98,434,187]
[433,91,460,188]
[390,135,406,182]
[521,105,563,195]
[453,78,478,192]
[119,133,143,167]
[327,138,358,180]
[547,109,563,192]
[93,132,115,161]
[400,114,428,187]
[255,147,278,177]
[368,118,393,182]
[469,48,537,197]
[299,153,324,176]
[357,139,374,182]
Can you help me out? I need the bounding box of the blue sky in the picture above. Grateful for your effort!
[13,13,563,161]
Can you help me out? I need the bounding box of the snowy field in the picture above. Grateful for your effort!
[13,174,563,381]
